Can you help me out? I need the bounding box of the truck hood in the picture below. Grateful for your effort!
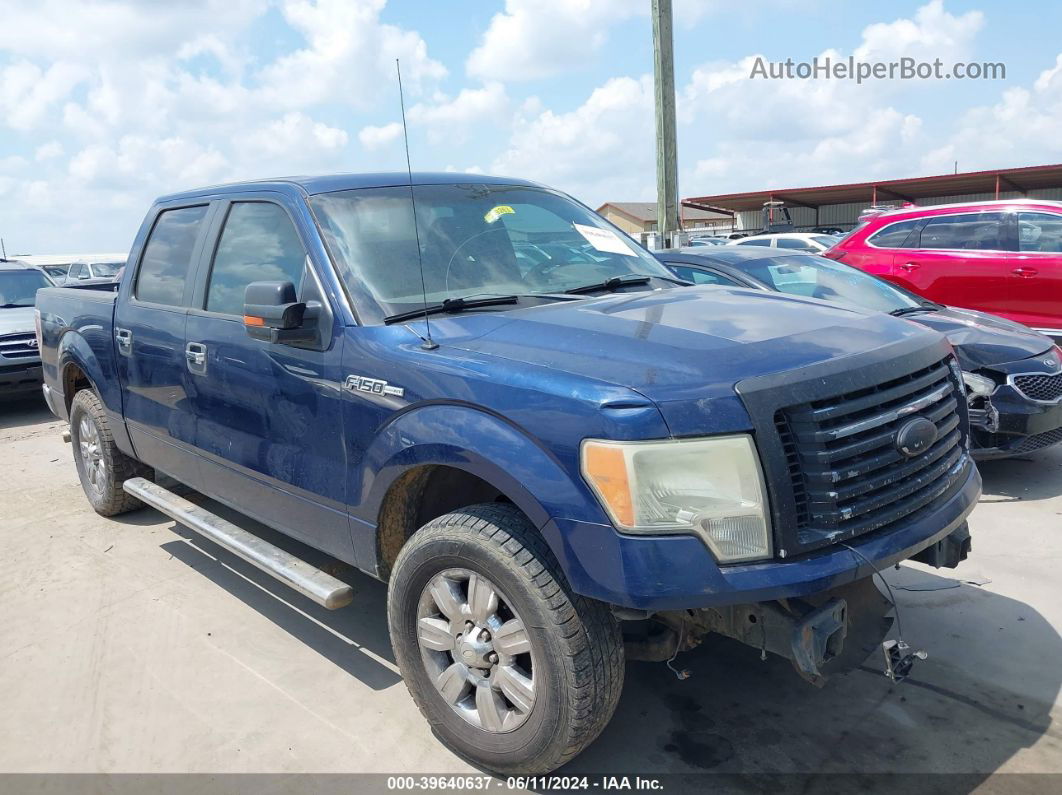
[908,306,1055,369]
[435,287,942,435]
[0,306,36,336]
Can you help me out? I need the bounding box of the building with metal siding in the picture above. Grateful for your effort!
[682,164,1062,234]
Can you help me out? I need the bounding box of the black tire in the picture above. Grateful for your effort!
[388,503,624,774]
[69,389,151,516]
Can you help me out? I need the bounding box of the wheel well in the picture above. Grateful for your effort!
[63,362,92,414]
[376,465,514,579]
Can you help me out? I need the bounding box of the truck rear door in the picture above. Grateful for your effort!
[182,196,354,563]
[114,202,213,488]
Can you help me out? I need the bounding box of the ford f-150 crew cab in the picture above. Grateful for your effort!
[36,173,980,773]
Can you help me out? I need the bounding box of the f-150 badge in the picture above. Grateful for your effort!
[344,374,404,398]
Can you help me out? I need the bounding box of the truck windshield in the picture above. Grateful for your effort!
[0,270,52,307]
[91,262,123,277]
[309,184,674,316]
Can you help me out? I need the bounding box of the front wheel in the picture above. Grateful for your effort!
[387,504,624,774]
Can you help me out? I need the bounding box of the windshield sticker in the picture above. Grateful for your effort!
[573,223,637,255]
[484,205,515,224]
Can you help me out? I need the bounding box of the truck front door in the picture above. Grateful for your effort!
[114,203,212,487]
[183,197,354,563]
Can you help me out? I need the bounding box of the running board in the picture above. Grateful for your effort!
[122,477,354,610]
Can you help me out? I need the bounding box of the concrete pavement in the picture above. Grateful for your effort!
[1,396,1060,779]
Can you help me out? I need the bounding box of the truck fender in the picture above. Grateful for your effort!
[358,403,607,561]
[56,331,133,454]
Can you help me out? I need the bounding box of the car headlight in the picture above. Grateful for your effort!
[962,371,995,398]
[580,435,772,563]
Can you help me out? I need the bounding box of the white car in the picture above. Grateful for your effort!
[727,232,840,252]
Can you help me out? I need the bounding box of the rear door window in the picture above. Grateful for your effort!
[867,219,919,248]
[917,212,1007,251]
[1017,212,1062,252]
[135,205,209,306]
[205,202,307,316]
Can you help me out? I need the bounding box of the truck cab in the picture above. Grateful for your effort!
[37,174,980,773]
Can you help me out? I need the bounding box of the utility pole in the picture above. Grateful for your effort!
[652,0,680,247]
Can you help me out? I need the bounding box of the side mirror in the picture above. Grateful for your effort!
[244,280,315,343]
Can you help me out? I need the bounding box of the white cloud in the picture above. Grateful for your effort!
[468,0,637,81]
[242,112,348,165]
[0,0,453,251]
[486,0,985,208]
[491,75,655,200]
[0,60,89,130]
[677,0,984,195]
[34,141,64,162]
[257,0,446,110]
[466,0,728,82]
[359,122,404,150]
[855,0,983,63]
[921,52,1062,174]
[408,83,509,142]
[0,1,266,60]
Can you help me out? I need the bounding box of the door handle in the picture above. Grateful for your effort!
[899,262,920,272]
[115,327,132,355]
[185,342,207,374]
[1011,267,1039,278]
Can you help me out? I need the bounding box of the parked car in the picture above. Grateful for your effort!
[37,173,980,773]
[64,260,124,285]
[685,236,727,247]
[0,262,53,397]
[11,254,128,288]
[729,232,840,252]
[41,264,72,284]
[660,247,1062,459]
[823,199,1062,338]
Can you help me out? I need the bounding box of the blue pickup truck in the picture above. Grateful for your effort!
[37,173,980,773]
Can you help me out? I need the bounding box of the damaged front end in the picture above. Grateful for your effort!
[626,577,893,686]
[625,522,971,685]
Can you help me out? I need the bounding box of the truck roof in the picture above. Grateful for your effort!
[156,172,544,203]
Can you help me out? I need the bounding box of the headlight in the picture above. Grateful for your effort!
[962,371,995,398]
[580,435,772,563]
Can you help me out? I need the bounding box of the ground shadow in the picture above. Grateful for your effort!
[977,445,1062,502]
[561,566,1061,789]
[118,493,400,692]
[0,396,53,430]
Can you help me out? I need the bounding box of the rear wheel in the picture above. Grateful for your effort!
[388,504,624,774]
[70,389,150,516]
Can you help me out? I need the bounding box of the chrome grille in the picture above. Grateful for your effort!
[1012,373,1062,403]
[775,357,968,546]
[0,332,39,359]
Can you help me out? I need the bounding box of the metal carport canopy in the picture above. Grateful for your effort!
[682,163,1062,212]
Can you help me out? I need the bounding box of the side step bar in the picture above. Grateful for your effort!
[122,477,354,610]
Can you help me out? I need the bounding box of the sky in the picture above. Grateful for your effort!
[3,0,1062,254]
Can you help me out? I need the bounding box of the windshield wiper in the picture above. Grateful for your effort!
[889,305,940,317]
[384,294,519,324]
[0,303,35,309]
[564,275,651,295]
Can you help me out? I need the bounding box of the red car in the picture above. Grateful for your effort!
[824,199,1062,338]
